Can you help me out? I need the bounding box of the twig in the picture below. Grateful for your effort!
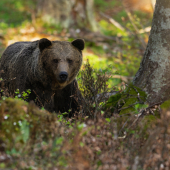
[33,90,43,107]
[125,9,147,50]
[132,86,144,104]
[111,75,133,82]
[139,26,151,34]
[128,102,162,128]
[104,74,133,82]
[118,117,130,135]
[118,102,140,111]
[100,12,126,31]
[81,97,93,117]
[148,102,163,108]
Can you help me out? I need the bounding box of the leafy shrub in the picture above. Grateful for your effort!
[78,60,116,119]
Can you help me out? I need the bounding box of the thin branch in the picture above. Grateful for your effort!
[125,9,147,50]
[33,90,43,107]
[139,26,151,34]
[100,12,126,31]
[111,75,133,82]
[118,102,140,111]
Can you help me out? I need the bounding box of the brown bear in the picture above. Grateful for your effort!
[0,38,85,117]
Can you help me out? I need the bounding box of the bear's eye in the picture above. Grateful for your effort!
[53,59,59,63]
[67,59,73,64]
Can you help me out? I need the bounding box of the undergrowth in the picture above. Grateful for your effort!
[0,62,168,170]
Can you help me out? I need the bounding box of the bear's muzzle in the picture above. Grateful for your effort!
[59,71,68,83]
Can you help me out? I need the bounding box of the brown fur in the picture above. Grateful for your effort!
[0,38,85,117]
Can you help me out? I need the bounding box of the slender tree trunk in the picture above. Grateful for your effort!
[133,0,170,105]
[150,0,156,9]
[85,0,98,32]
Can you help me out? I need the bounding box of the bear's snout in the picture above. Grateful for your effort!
[59,72,68,83]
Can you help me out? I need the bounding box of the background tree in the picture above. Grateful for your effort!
[123,0,155,12]
[36,0,98,31]
[133,0,170,105]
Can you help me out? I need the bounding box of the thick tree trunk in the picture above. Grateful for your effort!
[133,0,170,105]
[37,0,97,31]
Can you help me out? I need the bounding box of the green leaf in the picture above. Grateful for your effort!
[106,92,122,108]
[78,123,86,130]
[56,137,63,145]
[105,118,111,123]
[80,142,84,147]
[119,84,147,115]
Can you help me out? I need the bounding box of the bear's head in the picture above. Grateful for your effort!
[39,38,84,90]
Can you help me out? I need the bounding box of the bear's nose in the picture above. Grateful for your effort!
[59,72,68,82]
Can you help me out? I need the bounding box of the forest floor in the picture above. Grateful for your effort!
[1,1,170,170]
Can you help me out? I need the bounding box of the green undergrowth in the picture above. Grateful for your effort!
[84,13,146,82]
[0,60,165,169]
[0,62,162,170]
[0,95,162,169]
[0,0,32,28]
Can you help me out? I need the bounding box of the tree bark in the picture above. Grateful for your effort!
[85,0,98,32]
[133,0,170,105]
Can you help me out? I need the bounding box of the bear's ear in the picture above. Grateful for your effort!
[71,39,85,51]
[39,38,52,52]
